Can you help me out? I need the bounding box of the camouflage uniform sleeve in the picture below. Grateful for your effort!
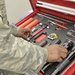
[0,0,48,75]
[0,17,48,75]
[9,24,19,36]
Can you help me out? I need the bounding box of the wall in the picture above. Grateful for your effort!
[5,0,33,24]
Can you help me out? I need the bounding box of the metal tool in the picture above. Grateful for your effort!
[39,40,48,47]
[47,33,58,40]
[67,30,75,37]
[62,38,74,51]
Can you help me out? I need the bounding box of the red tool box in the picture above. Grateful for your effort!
[15,0,75,75]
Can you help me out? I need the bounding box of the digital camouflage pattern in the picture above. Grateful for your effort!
[0,0,48,75]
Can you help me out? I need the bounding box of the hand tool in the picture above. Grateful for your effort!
[47,33,58,40]
[62,39,74,51]
[31,27,38,32]
[39,40,48,47]
[48,20,68,29]
[53,39,61,44]
[29,24,47,41]
[32,24,47,37]
[32,28,44,37]
[18,17,34,28]
[34,33,47,42]
[67,30,75,37]
[25,19,39,28]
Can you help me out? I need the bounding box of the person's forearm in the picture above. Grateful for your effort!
[0,36,48,74]
[9,24,19,36]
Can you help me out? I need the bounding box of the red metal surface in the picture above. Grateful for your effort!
[60,60,75,75]
[30,0,37,10]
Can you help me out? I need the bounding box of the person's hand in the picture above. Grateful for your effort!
[45,44,68,62]
[16,28,32,40]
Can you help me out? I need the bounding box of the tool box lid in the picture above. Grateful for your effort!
[36,0,75,21]
[15,0,75,26]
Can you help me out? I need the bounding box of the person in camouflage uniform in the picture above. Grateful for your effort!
[0,0,68,75]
